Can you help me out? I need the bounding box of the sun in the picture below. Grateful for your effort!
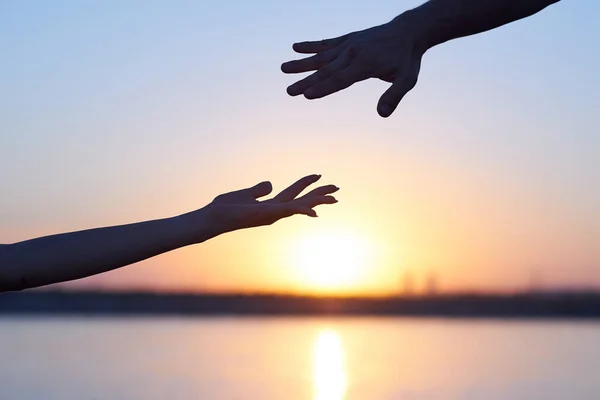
[289,230,373,294]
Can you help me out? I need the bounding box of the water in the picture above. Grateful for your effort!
[1,317,599,399]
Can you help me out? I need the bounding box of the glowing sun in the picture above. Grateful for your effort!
[289,230,372,293]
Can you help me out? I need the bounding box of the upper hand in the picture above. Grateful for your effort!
[203,174,339,236]
[281,17,425,118]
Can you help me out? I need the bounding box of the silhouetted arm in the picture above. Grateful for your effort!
[282,0,561,117]
[0,175,338,292]
[407,0,561,49]
[0,217,205,292]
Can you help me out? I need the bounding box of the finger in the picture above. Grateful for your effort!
[304,64,364,99]
[247,181,273,199]
[287,54,351,97]
[297,195,338,208]
[283,204,319,218]
[280,195,338,219]
[213,181,271,203]
[281,48,341,74]
[292,35,349,54]
[273,174,321,203]
[298,184,339,199]
[259,204,317,225]
[377,75,418,118]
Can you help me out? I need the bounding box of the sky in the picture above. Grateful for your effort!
[1,0,598,295]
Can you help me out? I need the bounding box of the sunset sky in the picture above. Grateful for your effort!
[1,0,598,295]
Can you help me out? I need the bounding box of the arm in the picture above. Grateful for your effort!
[407,0,561,49]
[0,174,338,292]
[282,0,561,117]
[0,216,204,292]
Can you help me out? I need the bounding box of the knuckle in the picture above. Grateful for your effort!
[313,52,326,65]
[316,65,333,79]
[329,73,347,87]
[346,44,358,58]
[212,194,226,203]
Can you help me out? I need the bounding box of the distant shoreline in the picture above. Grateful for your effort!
[2,290,600,319]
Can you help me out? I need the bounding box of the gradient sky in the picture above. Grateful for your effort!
[1,0,598,294]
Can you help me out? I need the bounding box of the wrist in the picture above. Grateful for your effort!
[172,207,216,246]
[391,7,440,53]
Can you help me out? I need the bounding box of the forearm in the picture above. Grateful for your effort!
[400,0,561,50]
[0,210,211,292]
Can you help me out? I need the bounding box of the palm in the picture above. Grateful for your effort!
[206,175,338,234]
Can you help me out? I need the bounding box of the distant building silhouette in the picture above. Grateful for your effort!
[528,269,544,294]
[425,272,439,296]
[402,271,414,296]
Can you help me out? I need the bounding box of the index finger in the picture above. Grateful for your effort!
[292,35,349,54]
[281,49,339,74]
[273,174,321,203]
[298,184,339,199]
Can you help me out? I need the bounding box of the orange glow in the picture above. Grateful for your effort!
[51,130,597,296]
[287,229,374,294]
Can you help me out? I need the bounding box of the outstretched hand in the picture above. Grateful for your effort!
[281,17,425,118]
[204,174,338,236]
[0,174,338,292]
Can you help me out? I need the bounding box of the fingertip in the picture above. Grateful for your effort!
[299,205,318,218]
[287,84,301,96]
[304,88,317,99]
[292,42,306,52]
[377,103,393,118]
[253,181,273,197]
[378,77,417,117]
[281,61,298,74]
[305,174,321,183]
[320,184,338,194]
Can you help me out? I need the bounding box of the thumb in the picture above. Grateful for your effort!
[377,75,418,118]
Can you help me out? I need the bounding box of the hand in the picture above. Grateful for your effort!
[203,174,339,236]
[281,16,425,118]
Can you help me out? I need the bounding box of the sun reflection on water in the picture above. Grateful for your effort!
[313,329,347,400]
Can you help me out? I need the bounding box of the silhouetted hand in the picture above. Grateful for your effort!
[0,174,339,292]
[204,174,338,235]
[281,18,424,118]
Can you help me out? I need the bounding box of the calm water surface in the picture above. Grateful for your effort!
[1,317,599,399]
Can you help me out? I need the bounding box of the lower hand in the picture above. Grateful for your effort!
[202,174,338,237]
